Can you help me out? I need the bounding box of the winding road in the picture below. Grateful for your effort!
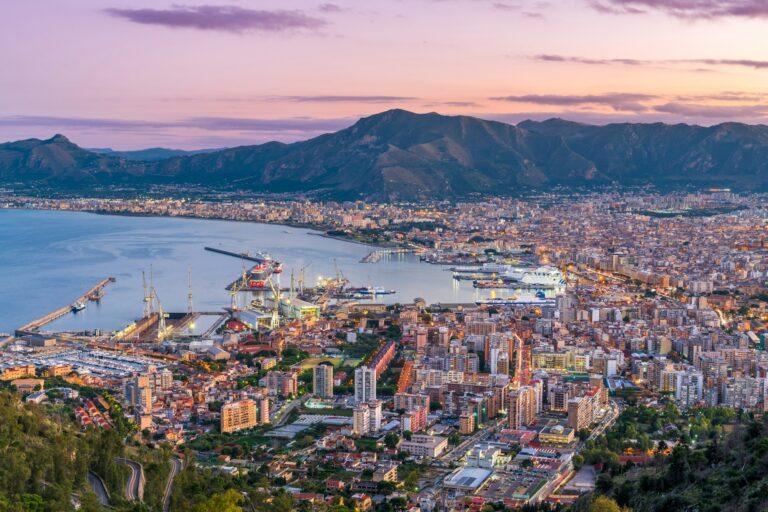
[87,471,110,507]
[163,457,183,512]
[115,457,144,502]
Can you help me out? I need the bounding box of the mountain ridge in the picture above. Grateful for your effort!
[2,109,768,199]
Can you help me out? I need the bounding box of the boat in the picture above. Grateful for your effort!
[71,301,86,312]
[348,286,396,296]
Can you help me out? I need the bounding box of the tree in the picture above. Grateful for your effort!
[448,433,462,445]
[78,492,105,512]
[385,432,400,449]
[403,430,413,441]
[191,489,244,512]
[588,496,623,512]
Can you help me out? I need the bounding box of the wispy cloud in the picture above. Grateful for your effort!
[588,0,768,19]
[0,115,352,134]
[318,3,345,13]
[653,102,768,118]
[104,5,327,33]
[274,95,418,103]
[491,93,655,111]
[532,54,768,70]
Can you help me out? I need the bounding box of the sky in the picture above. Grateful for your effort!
[2,0,768,149]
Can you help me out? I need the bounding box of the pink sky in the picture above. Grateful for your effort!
[2,0,768,149]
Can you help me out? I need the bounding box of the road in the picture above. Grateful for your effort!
[163,457,183,512]
[441,416,506,463]
[273,394,309,427]
[116,457,144,502]
[87,471,110,507]
[587,399,621,442]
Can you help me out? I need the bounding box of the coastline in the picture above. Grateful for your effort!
[2,206,393,250]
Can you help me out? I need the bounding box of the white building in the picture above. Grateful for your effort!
[354,366,377,404]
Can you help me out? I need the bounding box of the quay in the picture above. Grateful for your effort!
[204,246,270,264]
[360,248,413,263]
[15,277,115,337]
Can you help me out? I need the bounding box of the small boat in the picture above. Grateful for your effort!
[71,301,86,312]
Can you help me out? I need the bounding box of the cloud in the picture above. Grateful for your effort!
[490,93,655,111]
[493,3,521,11]
[532,54,768,70]
[0,115,352,134]
[187,116,353,132]
[588,0,768,19]
[104,5,327,33]
[318,3,344,12]
[653,102,768,118]
[274,95,419,103]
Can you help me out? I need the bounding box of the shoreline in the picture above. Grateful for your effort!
[2,206,394,250]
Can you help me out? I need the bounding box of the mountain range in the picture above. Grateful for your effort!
[87,147,224,161]
[2,109,768,200]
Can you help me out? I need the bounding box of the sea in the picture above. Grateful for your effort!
[0,209,506,334]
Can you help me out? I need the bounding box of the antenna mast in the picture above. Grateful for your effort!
[187,266,194,313]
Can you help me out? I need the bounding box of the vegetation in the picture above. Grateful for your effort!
[0,390,125,511]
[586,405,768,512]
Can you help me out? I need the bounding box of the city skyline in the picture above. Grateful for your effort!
[2,0,768,148]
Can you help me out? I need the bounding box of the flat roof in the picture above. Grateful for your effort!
[445,468,493,490]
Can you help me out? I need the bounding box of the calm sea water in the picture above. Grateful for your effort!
[0,209,494,333]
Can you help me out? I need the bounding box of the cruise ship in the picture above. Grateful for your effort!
[468,266,565,293]
[500,266,565,292]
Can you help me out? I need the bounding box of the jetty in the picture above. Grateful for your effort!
[15,277,115,336]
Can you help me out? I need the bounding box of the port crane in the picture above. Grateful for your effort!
[297,263,311,295]
[267,273,281,330]
[229,260,249,310]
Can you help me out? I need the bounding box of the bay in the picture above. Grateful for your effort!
[0,209,494,333]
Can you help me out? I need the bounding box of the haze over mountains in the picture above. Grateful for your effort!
[2,109,768,200]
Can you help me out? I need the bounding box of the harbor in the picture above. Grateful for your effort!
[14,277,115,337]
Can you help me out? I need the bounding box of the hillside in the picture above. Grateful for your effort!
[88,147,224,161]
[3,110,768,199]
[578,404,768,512]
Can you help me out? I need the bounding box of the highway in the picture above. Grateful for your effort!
[116,457,144,502]
[163,457,183,512]
[87,471,110,507]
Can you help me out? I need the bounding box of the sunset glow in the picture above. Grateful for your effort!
[3,0,768,148]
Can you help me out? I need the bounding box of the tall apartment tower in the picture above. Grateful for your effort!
[313,363,334,399]
[124,375,153,412]
[354,366,377,404]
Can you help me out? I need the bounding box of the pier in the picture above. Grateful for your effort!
[15,277,115,336]
[204,246,271,264]
[360,248,413,263]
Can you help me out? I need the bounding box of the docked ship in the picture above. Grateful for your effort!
[347,286,396,297]
[470,266,565,293]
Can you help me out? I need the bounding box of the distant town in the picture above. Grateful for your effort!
[1,189,767,511]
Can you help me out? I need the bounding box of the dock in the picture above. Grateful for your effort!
[15,277,116,336]
[360,248,413,263]
[204,246,270,264]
